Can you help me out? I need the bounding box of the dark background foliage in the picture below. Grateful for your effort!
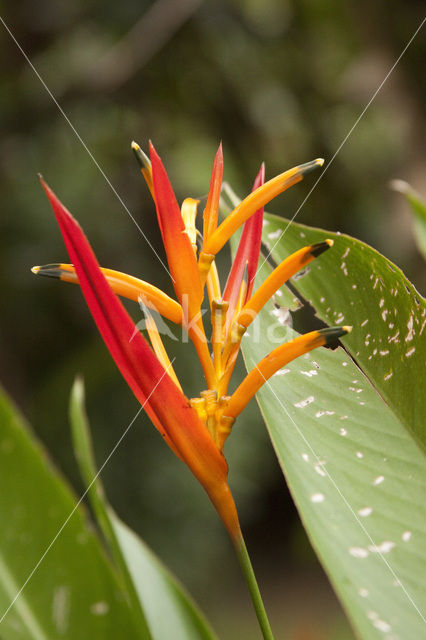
[1,1,425,638]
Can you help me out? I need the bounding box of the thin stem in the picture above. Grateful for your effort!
[233,533,275,640]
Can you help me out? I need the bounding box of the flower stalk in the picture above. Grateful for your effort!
[234,534,274,640]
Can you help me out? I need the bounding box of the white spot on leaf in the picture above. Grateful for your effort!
[52,585,70,634]
[90,602,109,616]
[349,547,369,558]
[271,307,291,325]
[368,541,395,553]
[314,462,327,476]
[405,314,414,342]
[267,229,281,240]
[373,619,391,633]
[275,368,290,376]
[294,396,315,408]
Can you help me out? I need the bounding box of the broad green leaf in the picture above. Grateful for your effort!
[260,212,426,451]
[390,179,426,261]
[226,207,426,639]
[0,386,140,639]
[238,285,426,639]
[70,378,217,640]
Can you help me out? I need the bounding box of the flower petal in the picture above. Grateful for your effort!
[132,141,154,197]
[32,263,183,324]
[40,178,240,537]
[238,240,333,330]
[149,142,203,319]
[223,163,265,326]
[202,142,223,242]
[139,301,182,391]
[204,159,324,256]
[225,326,352,418]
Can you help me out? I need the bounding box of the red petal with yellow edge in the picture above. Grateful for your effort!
[223,163,264,324]
[202,142,223,242]
[41,179,240,538]
[149,143,203,319]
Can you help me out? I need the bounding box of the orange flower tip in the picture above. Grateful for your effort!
[309,239,334,258]
[298,158,324,176]
[31,263,62,279]
[131,141,151,171]
[319,325,352,345]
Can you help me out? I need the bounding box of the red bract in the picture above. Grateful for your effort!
[223,162,265,328]
[40,178,240,538]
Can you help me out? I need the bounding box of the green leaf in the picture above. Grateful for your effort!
[390,179,426,261]
[261,212,426,451]
[0,386,140,639]
[232,215,426,639]
[70,378,217,640]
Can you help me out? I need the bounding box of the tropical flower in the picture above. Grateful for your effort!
[32,142,351,542]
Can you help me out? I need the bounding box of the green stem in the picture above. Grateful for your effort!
[233,533,274,640]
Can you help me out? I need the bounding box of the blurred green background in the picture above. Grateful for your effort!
[1,1,425,638]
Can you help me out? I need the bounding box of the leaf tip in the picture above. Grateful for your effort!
[71,374,85,406]
[389,179,410,194]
